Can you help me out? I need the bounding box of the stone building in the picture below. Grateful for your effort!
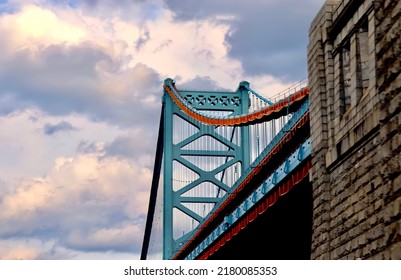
[308,0,401,259]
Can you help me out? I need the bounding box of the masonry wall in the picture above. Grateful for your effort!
[308,0,401,259]
[375,0,401,259]
[308,0,338,259]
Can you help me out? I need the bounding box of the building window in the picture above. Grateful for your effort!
[339,17,369,117]
[340,40,351,115]
[357,18,369,98]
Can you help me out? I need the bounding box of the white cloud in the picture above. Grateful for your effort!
[0,109,127,181]
[0,5,86,57]
[128,11,243,88]
[65,223,143,252]
[0,150,152,258]
[0,152,151,221]
[0,238,140,259]
[163,0,326,81]
[0,238,50,260]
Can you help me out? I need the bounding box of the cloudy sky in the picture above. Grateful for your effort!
[0,0,325,259]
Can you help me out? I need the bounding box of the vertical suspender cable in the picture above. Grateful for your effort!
[217,125,237,197]
[141,104,165,260]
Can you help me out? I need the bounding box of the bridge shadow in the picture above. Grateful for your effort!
[207,177,313,260]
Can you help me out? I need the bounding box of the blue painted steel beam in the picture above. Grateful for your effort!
[179,197,221,203]
[162,79,251,259]
[240,81,274,106]
[179,150,236,157]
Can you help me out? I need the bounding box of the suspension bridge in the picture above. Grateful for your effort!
[141,78,312,260]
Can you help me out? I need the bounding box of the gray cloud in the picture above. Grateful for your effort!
[43,121,77,135]
[0,43,163,128]
[77,128,157,168]
[135,29,150,51]
[79,0,147,7]
[51,0,162,22]
[1,43,107,113]
[164,0,325,82]
[176,75,230,91]
[62,222,144,253]
[106,134,153,159]
[77,141,105,154]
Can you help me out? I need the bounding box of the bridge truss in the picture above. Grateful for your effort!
[141,78,311,260]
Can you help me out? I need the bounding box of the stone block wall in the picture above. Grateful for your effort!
[308,0,339,259]
[375,0,401,259]
[308,0,401,259]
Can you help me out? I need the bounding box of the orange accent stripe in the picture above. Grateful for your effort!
[165,86,308,126]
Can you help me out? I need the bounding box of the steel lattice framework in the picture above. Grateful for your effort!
[162,78,252,259]
[141,78,310,260]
